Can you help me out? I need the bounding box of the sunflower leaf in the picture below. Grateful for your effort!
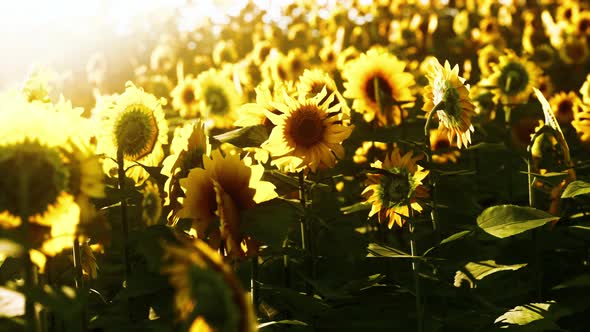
[561,180,590,199]
[477,205,557,239]
[212,125,268,148]
[241,198,302,248]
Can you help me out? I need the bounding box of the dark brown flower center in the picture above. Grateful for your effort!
[288,106,325,148]
[557,99,574,116]
[183,88,195,104]
[433,137,451,150]
[365,74,393,104]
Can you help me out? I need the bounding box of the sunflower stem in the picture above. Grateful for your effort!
[72,235,88,332]
[424,103,441,236]
[298,171,313,294]
[527,139,543,301]
[18,157,40,332]
[251,257,259,313]
[408,205,423,332]
[116,149,132,286]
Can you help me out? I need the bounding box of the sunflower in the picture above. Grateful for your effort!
[342,48,415,126]
[161,121,211,224]
[549,91,583,124]
[558,36,589,65]
[212,40,238,66]
[318,44,338,73]
[194,69,242,129]
[171,73,200,119]
[141,180,162,226]
[336,46,359,72]
[162,237,257,332]
[178,149,277,256]
[0,97,104,263]
[422,58,476,149]
[362,148,429,229]
[296,69,350,125]
[261,88,353,173]
[96,81,168,184]
[575,11,590,36]
[251,40,273,66]
[484,49,542,104]
[453,10,470,36]
[573,105,590,146]
[477,44,502,77]
[430,128,461,164]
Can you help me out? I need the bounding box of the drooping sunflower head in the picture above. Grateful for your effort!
[485,49,542,104]
[162,237,257,332]
[362,148,429,228]
[422,58,476,148]
[195,69,242,129]
[261,89,353,173]
[96,81,168,184]
[161,121,211,223]
[171,74,199,119]
[178,149,277,256]
[549,91,583,125]
[342,48,415,126]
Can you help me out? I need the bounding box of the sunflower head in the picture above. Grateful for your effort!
[549,91,583,124]
[171,74,200,119]
[485,49,542,104]
[559,37,589,65]
[297,69,350,124]
[162,237,257,332]
[573,105,590,147]
[178,149,277,256]
[0,140,68,217]
[580,74,590,104]
[261,89,353,173]
[362,148,429,228]
[212,40,238,66]
[423,58,476,148]
[195,69,242,129]
[342,48,415,126]
[96,82,168,184]
[353,141,388,165]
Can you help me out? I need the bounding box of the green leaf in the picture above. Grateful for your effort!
[440,229,473,245]
[242,198,302,247]
[477,205,557,239]
[553,274,590,290]
[212,125,268,148]
[367,243,418,259]
[454,260,527,288]
[340,202,371,215]
[561,180,590,198]
[494,302,564,331]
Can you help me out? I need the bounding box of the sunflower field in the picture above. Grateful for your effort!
[2,0,590,331]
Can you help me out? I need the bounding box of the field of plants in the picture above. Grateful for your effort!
[2,0,590,331]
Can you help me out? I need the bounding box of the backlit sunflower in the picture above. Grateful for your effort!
[171,73,200,119]
[178,149,277,256]
[161,121,211,224]
[0,96,104,263]
[422,58,476,149]
[336,46,360,72]
[549,91,583,124]
[162,237,256,332]
[194,69,242,129]
[212,40,238,66]
[297,69,350,125]
[342,49,415,126]
[484,49,542,104]
[96,82,168,184]
[261,88,354,173]
[362,148,429,229]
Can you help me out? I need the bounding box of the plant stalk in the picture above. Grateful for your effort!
[72,236,88,332]
[116,149,131,283]
[408,205,423,332]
